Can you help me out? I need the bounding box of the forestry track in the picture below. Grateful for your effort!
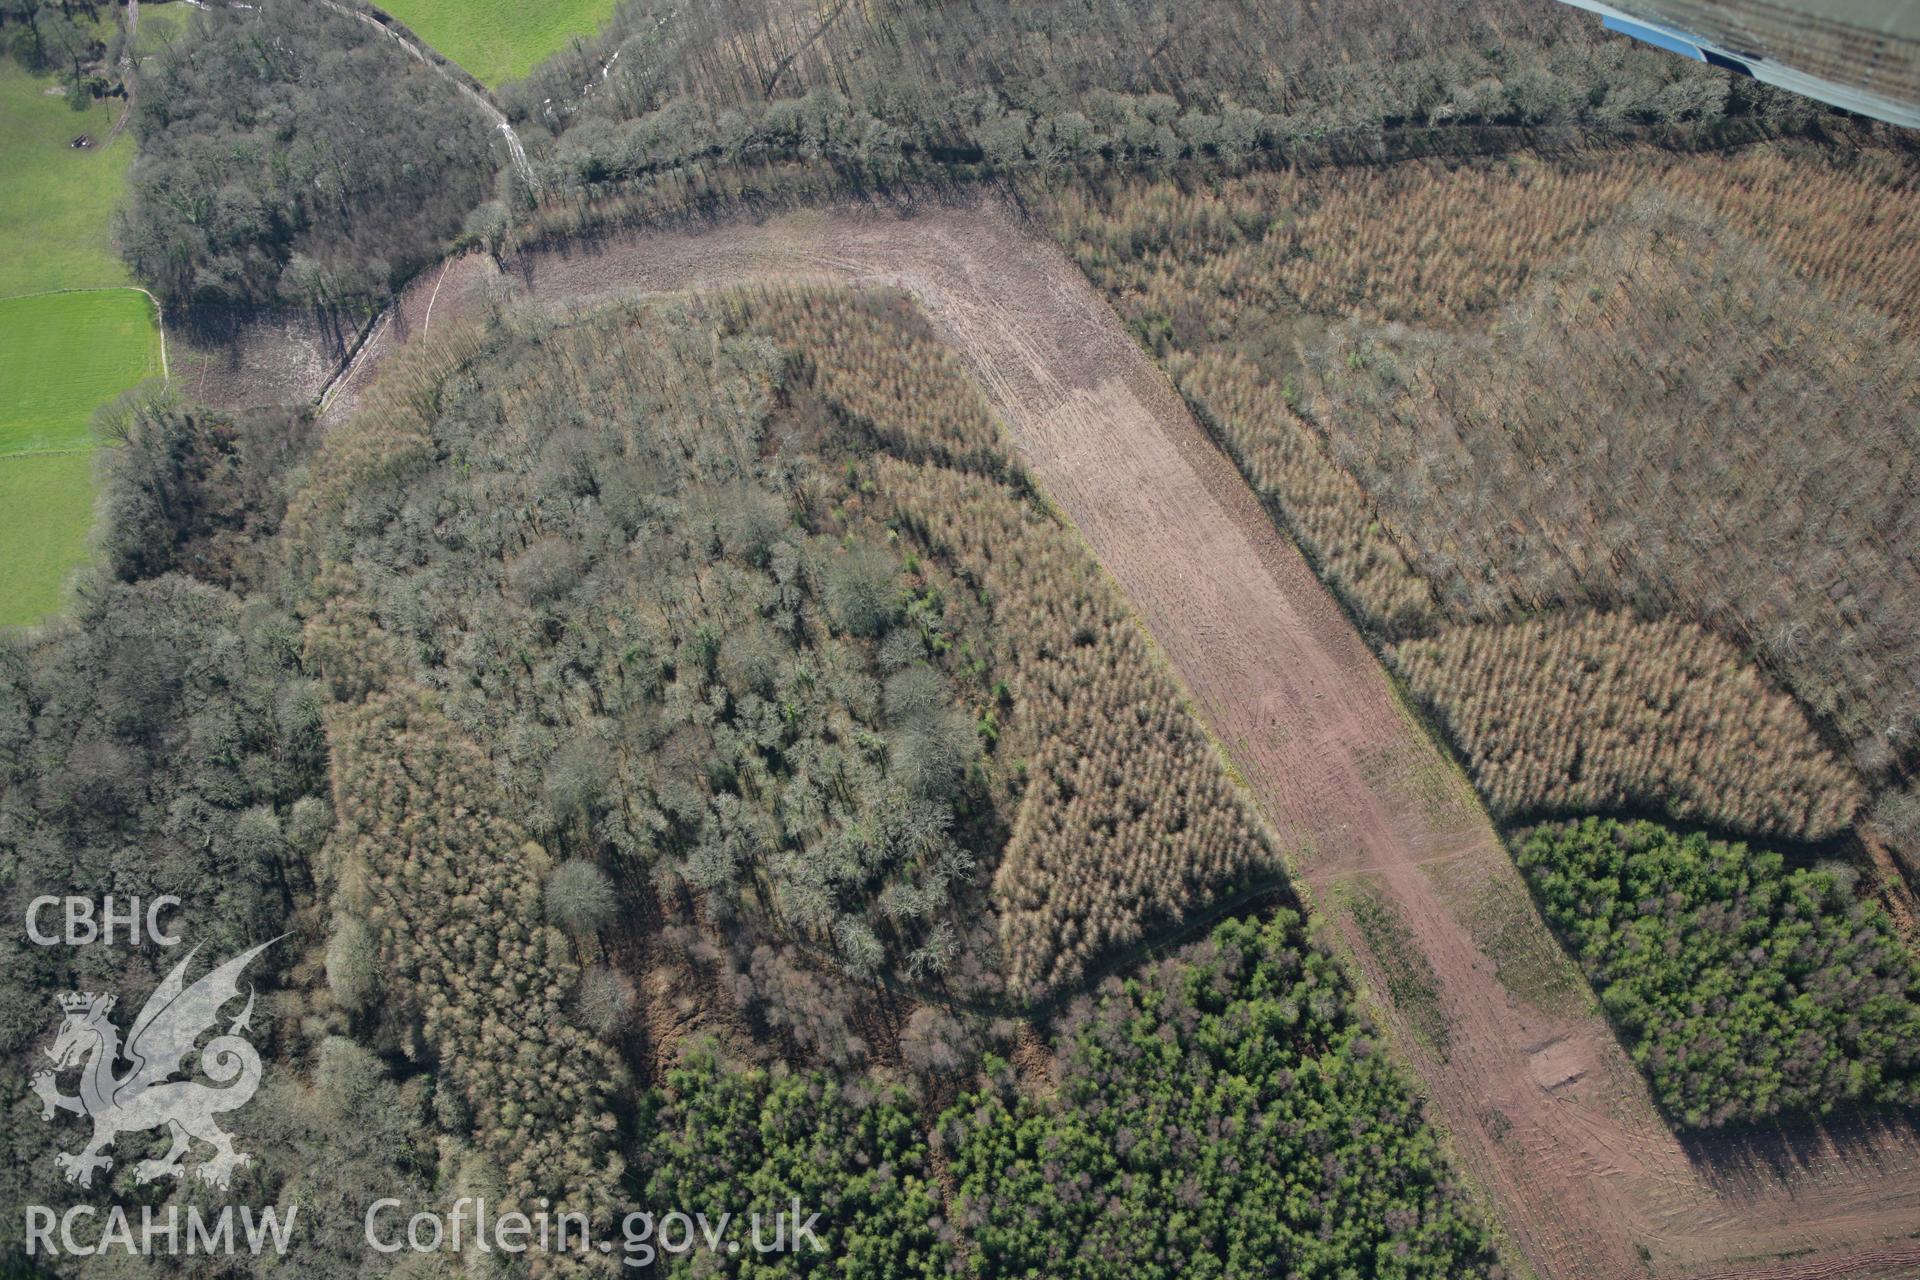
[308,197,1920,1280]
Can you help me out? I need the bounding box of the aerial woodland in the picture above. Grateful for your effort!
[5,1,1919,1274]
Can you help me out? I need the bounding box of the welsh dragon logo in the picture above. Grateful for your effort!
[32,939,279,1191]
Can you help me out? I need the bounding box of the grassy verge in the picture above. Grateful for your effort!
[1335,874,1452,1056]
[1423,852,1593,1019]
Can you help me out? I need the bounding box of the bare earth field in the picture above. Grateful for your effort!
[309,197,1920,1280]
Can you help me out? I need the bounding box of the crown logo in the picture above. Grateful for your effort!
[35,939,278,1191]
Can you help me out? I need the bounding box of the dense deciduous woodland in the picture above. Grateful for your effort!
[1518,818,1920,1127]
[120,0,496,308]
[0,574,331,1230]
[507,0,1809,212]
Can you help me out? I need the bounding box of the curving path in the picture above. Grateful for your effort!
[309,197,1920,1280]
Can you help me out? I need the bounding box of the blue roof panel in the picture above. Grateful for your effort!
[1602,15,1710,60]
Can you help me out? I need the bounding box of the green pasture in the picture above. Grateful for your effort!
[377,0,616,86]
[0,59,134,297]
[0,289,160,626]
[0,290,162,454]
[133,2,191,58]
[0,34,163,627]
[0,451,98,626]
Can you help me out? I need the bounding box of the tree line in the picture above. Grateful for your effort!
[1,0,108,100]
[487,0,1839,248]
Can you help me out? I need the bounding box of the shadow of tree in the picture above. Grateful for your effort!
[1677,1108,1920,1192]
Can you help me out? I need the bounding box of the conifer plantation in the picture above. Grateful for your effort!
[1306,208,1918,783]
[1049,144,1917,795]
[641,1048,949,1277]
[1392,613,1862,838]
[944,912,1496,1278]
[1518,818,1920,1128]
[322,688,632,1228]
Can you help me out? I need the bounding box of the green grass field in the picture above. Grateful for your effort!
[0,290,160,627]
[377,0,616,86]
[0,451,98,626]
[0,60,134,297]
[0,41,162,627]
[0,290,162,454]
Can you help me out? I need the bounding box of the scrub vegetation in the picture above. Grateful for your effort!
[1342,875,1451,1054]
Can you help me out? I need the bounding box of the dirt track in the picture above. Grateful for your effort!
[314,197,1920,1280]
